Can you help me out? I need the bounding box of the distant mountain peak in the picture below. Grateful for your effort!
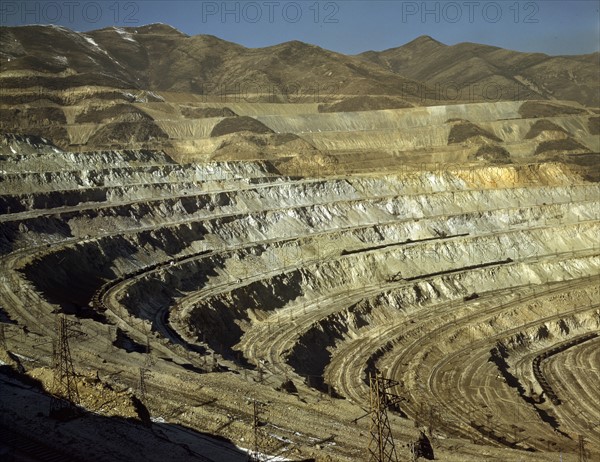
[271,39,321,51]
[129,23,187,36]
[363,35,446,56]
[405,35,445,47]
[2,24,597,107]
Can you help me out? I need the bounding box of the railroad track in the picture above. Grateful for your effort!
[426,303,600,449]
[532,332,599,405]
[93,205,598,358]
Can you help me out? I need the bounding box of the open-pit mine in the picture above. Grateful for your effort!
[0,24,599,462]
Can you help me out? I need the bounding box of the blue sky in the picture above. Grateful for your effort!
[1,1,599,55]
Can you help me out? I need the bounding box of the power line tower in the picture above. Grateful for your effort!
[138,367,147,402]
[367,371,402,462]
[50,315,80,418]
[249,399,266,462]
[578,434,587,462]
[0,324,6,350]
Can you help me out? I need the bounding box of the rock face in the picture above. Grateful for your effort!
[209,116,274,137]
[1,132,599,461]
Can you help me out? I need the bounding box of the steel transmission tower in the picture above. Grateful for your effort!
[139,367,148,402]
[50,315,80,417]
[367,371,402,462]
[249,399,266,462]
[579,434,587,462]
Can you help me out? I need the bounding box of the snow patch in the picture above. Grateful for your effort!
[151,416,166,423]
[237,447,291,461]
[269,433,293,444]
[83,35,99,48]
[123,92,137,102]
[147,91,165,102]
[47,24,70,32]
[82,35,111,58]
[115,27,137,43]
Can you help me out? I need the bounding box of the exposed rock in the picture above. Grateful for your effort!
[447,119,502,144]
[210,116,273,137]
